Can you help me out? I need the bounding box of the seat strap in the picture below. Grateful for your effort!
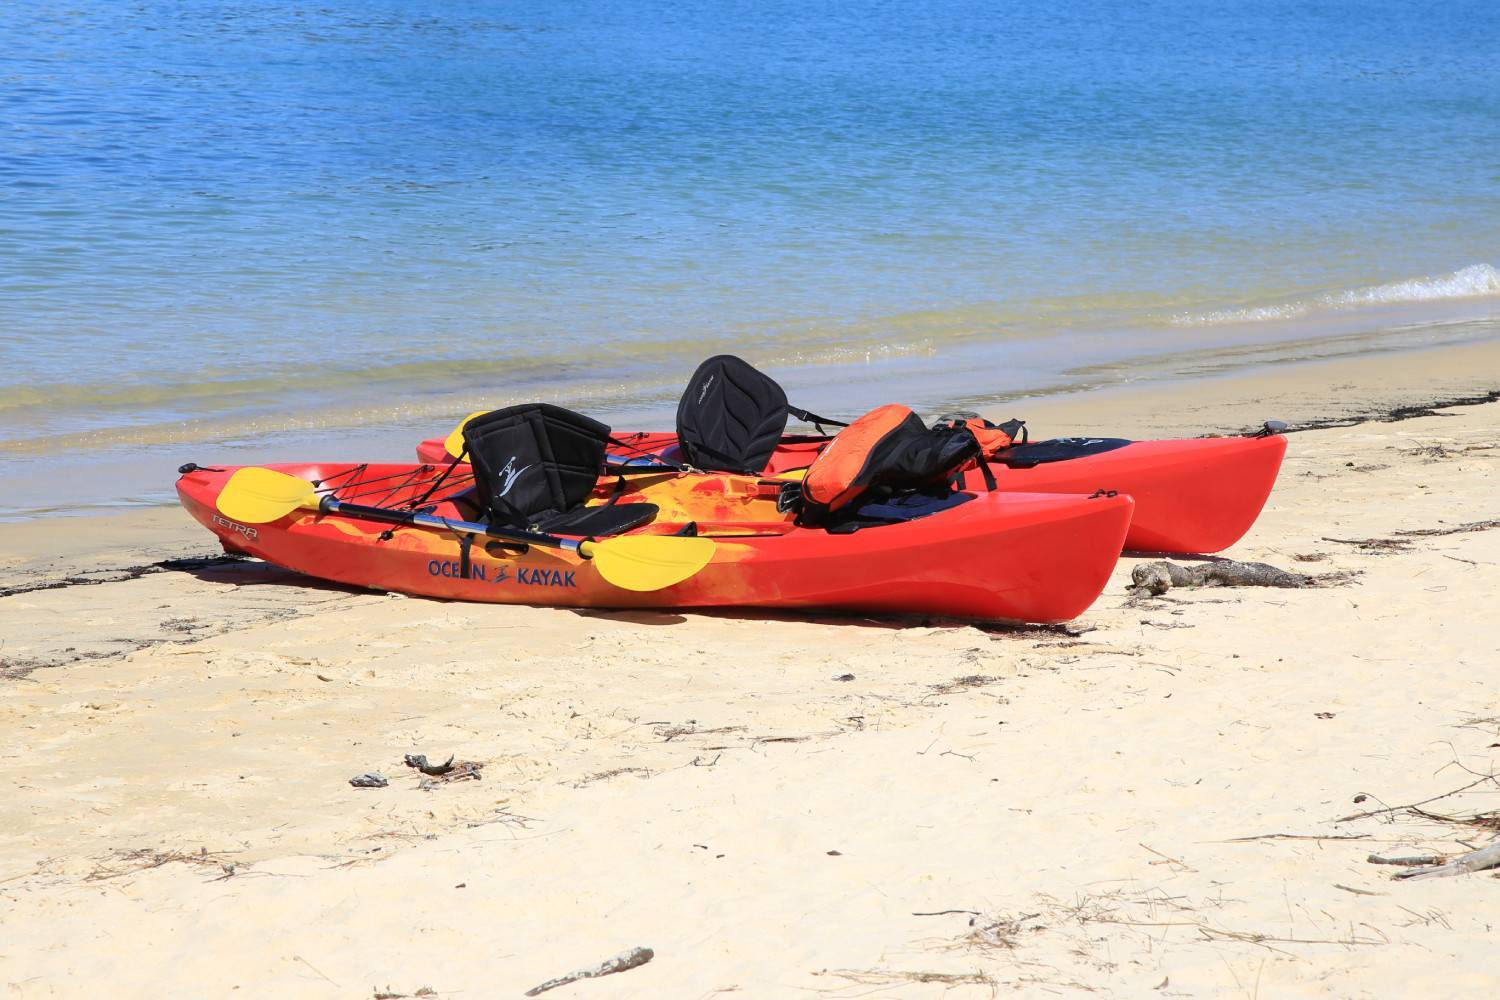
[457,532,474,580]
[786,404,849,434]
[606,435,693,473]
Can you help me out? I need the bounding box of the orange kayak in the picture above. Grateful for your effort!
[177,462,1133,623]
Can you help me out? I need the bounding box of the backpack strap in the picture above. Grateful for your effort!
[970,450,998,492]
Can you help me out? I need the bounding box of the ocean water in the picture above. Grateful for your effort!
[3,1,1500,516]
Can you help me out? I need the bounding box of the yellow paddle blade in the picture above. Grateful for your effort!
[444,411,488,458]
[216,467,319,524]
[579,535,716,592]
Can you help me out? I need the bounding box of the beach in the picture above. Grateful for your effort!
[4,341,1498,997]
[6,4,1500,994]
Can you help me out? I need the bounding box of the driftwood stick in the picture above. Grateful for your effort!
[1127,560,1314,598]
[523,946,654,996]
[1367,854,1443,867]
[1393,842,1500,881]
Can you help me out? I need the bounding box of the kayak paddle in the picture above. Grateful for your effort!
[214,467,714,592]
[443,411,487,458]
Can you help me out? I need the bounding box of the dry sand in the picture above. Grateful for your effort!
[2,342,1499,998]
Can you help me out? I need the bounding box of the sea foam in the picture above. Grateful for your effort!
[1173,264,1500,327]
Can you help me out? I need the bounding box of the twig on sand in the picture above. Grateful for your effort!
[1407,805,1500,830]
[1139,843,1195,872]
[1037,888,1385,956]
[1390,841,1500,881]
[294,954,339,987]
[1334,884,1386,896]
[654,723,746,741]
[1342,770,1500,878]
[814,968,999,990]
[571,767,651,788]
[85,847,237,881]
[1367,854,1443,867]
[1322,535,1413,553]
[523,946,654,996]
[961,913,1042,951]
[1335,773,1498,823]
[1192,927,1385,950]
[1323,518,1500,554]
[1397,518,1500,539]
[1225,832,1371,842]
[913,909,982,917]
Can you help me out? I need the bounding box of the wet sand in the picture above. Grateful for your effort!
[2,340,1499,997]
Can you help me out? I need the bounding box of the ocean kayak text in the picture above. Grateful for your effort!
[426,560,576,588]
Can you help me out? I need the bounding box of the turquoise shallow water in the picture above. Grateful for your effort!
[3,1,1500,514]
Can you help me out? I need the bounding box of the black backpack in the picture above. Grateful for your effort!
[796,404,987,526]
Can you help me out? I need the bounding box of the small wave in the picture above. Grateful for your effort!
[1172,263,1500,327]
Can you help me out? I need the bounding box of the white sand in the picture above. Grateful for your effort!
[3,343,1499,998]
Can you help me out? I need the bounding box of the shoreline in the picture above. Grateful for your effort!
[4,342,1500,995]
[0,334,1494,527]
[5,314,1494,524]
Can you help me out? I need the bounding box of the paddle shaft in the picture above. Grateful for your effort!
[319,497,594,557]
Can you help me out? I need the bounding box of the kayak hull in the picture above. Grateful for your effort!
[177,463,1133,623]
[970,435,1286,554]
[416,431,1284,553]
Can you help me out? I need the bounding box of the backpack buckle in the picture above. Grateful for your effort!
[775,481,803,514]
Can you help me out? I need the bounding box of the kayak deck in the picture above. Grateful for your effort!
[417,430,1284,553]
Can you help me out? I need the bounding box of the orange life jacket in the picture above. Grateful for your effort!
[799,404,986,525]
[932,416,1028,458]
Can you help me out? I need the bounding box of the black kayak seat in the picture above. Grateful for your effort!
[536,503,659,537]
[462,403,660,535]
[675,355,847,474]
[675,355,790,475]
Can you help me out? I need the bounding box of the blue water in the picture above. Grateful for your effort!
[3,1,1500,513]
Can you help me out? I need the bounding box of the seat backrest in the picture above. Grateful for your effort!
[461,403,610,526]
[675,355,790,474]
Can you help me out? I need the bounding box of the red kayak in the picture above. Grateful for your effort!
[416,430,1285,554]
[178,462,1133,623]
